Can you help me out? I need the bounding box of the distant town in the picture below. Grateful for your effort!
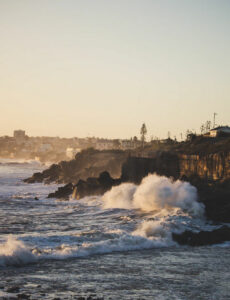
[0,130,144,163]
[0,124,230,163]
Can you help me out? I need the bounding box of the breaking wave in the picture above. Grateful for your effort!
[0,228,175,268]
[102,174,204,218]
[0,236,36,267]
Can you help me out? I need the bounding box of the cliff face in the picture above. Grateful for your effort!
[179,152,230,183]
[121,152,180,184]
[121,151,230,185]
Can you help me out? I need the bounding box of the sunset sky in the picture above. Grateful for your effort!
[0,0,230,139]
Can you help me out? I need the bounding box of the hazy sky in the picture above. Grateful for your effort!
[0,0,230,139]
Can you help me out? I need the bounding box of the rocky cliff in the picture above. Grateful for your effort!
[179,152,230,183]
[24,148,128,184]
[121,151,230,185]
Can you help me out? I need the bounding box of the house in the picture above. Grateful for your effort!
[209,126,230,137]
[95,140,114,150]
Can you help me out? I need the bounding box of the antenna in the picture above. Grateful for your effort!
[213,113,217,128]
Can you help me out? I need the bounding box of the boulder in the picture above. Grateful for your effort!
[73,171,121,200]
[172,226,230,246]
[47,183,73,199]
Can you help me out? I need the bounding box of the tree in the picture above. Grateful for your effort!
[140,123,147,148]
[113,139,120,149]
[205,120,211,132]
[200,124,205,134]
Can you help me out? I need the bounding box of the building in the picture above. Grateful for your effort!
[209,126,230,137]
[95,140,114,150]
[66,147,81,159]
[13,130,26,140]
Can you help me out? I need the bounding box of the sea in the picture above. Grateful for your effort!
[0,159,230,300]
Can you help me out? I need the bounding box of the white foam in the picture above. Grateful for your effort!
[102,174,204,218]
[37,232,175,260]
[0,236,36,267]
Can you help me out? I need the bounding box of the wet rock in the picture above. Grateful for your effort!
[24,149,127,184]
[17,293,30,299]
[47,183,74,199]
[73,171,121,200]
[23,172,44,183]
[172,226,230,246]
[5,286,20,293]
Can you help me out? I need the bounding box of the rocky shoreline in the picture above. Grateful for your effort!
[24,142,230,246]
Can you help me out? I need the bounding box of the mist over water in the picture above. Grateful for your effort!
[0,160,230,299]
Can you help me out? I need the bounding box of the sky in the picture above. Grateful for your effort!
[0,0,230,140]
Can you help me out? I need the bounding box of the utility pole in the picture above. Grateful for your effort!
[213,113,217,128]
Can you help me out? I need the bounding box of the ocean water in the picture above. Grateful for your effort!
[0,159,230,300]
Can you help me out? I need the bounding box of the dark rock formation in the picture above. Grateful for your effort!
[198,185,230,222]
[121,153,180,184]
[172,226,230,246]
[24,149,128,184]
[48,183,74,199]
[24,164,61,184]
[47,172,121,200]
[75,172,120,200]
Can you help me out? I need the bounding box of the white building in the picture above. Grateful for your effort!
[66,147,81,159]
[209,126,230,137]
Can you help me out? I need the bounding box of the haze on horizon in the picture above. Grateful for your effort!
[0,0,230,140]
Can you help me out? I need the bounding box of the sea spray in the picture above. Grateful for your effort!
[102,174,204,218]
[0,235,36,267]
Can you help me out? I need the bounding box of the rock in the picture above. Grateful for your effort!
[172,226,230,246]
[73,171,121,200]
[23,172,44,183]
[24,149,128,184]
[47,183,73,199]
[5,287,20,293]
[17,293,30,299]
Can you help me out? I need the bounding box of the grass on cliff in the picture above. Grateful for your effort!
[143,136,230,156]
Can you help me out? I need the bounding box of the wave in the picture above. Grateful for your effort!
[0,236,36,267]
[1,219,229,268]
[0,158,41,164]
[102,174,204,218]
[0,225,175,268]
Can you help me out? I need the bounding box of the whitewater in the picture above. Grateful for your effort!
[0,159,230,299]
